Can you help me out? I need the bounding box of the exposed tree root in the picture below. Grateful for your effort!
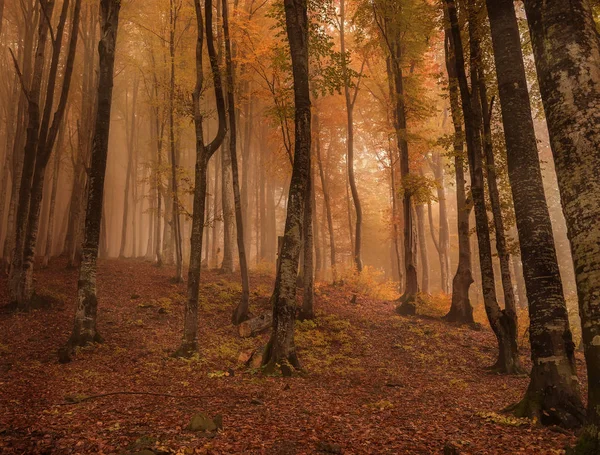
[506,389,586,429]
[58,332,104,364]
[395,292,417,316]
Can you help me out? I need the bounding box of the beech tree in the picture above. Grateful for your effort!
[486,0,585,426]
[444,0,520,373]
[60,0,121,361]
[523,0,600,432]
[174,0,226,357]
[262,0,311,374]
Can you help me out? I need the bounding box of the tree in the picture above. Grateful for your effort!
[339,0,364,273]
[60,0,121,361]
[10,0,82,310]
[443,12,474,323]
[223,0,251,326]
[373,1,419,314]
[173,0,226,357]
[444,0,519,373]
[486,0,585,427]
[523,0,600,431]
[262,0,311,375]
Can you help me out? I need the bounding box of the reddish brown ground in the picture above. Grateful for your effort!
[0,258,583,454]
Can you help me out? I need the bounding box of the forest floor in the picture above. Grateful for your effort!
[0,258,584,454]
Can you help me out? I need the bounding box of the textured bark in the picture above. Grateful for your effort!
[340,0,362,273]
[173,0,226,357]
[262,0,311,375]
[523,0,600,428]
[445,0,519,373]
[222,0,250,326]
[61,0,120,361]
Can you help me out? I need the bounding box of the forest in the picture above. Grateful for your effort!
[1,0,600,453]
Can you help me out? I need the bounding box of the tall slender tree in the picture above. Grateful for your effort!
[444,0,519,372]
[223,0,251,325]
[174,0,226,357]
[262,0,311,375]
[60,0,121,361]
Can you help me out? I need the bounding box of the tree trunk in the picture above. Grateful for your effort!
[478,76,519,366]
[378,6,419,314]
[42,124,64,268]
[416,202,429,294]
[9,0,55,305]
[523,0,600,428]
[262,0,311,375]
[428,152,451,294]
[119,79,139,258]
[60,0,121,361]
[445,0,519,373]
[340,0,362,273]
[299,159,314,320]
[168,0,183,281]
[221,135,235,273]
[173,0,226,357]
[443,2,474,324]
[222,0,250,325]
[315,116,336,282]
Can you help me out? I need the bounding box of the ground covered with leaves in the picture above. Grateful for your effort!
[0,258,585,454]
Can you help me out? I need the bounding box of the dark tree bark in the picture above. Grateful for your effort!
[12,0,81,310]
[173,0,226,358]
[340,0,363,273]
[374,3,419,314]
[222,0,250,326]
[445,0,519,373]
[9,0,55,305]
[168,0,183,282]
[523,0,600,429]
[486,0,585,427]
[478,78,520,369]
[2,6,35,273]
[42,123,65,268]
[60,0,120,361]
[262,0,311,375]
